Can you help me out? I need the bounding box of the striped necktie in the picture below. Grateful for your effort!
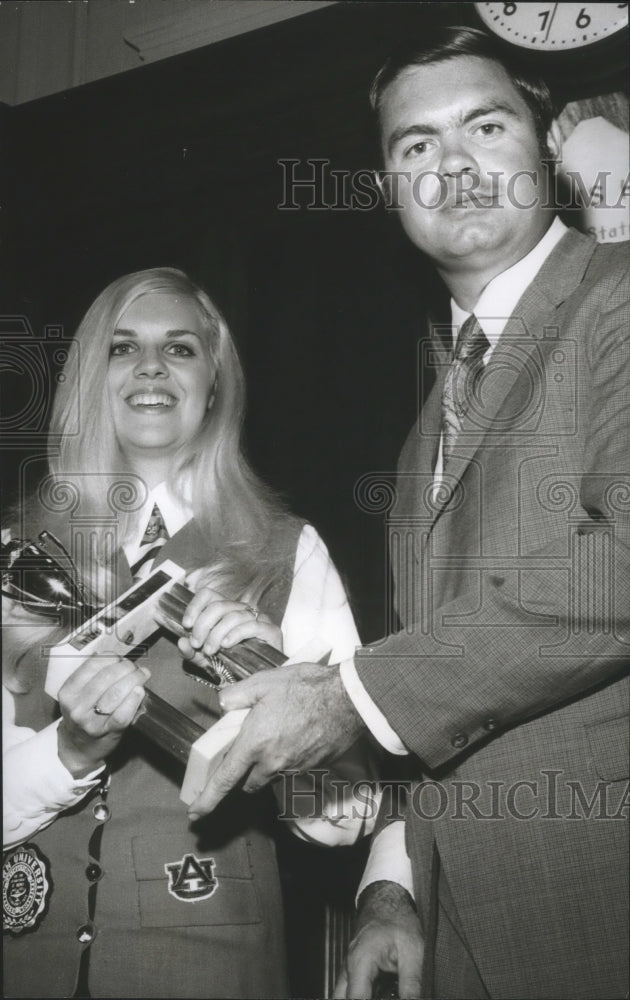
[441,314,490,466]
[130,504,169,580]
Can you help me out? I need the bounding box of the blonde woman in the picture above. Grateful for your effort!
[3,269,373,998]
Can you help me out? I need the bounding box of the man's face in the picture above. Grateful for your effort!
[379,56,555,276]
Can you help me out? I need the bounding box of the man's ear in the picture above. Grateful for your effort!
[546,119,563,162]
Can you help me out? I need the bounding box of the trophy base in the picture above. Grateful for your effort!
[180,708,250,805]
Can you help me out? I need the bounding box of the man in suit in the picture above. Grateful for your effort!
[189,26,630,999]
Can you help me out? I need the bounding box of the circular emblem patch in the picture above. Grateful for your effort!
[3,843,52,935]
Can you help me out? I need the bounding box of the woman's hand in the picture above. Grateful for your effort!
[176,584,283,667]
[57,654,150,777]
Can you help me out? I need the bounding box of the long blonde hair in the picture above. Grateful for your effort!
[47,268,296,602]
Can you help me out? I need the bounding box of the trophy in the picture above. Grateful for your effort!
[2,532,286,802]
[1,531,99,623]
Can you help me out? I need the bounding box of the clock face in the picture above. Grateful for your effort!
[475,2,629,51]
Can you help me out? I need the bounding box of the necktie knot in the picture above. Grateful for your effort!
[454,314,489,362]
[141,504,168,544]
[132,504,169,579]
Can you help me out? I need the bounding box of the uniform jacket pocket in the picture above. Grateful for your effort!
[132,834,261,928]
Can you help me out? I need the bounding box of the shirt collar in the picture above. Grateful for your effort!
[144,481,192,539]
[125,481,193,559]
[450,216,568,347]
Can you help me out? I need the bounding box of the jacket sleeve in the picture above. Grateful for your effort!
[3,688,103,849]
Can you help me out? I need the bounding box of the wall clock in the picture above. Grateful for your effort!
[474,2,628,51]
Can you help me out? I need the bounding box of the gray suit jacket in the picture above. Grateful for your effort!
[356,228,629,999]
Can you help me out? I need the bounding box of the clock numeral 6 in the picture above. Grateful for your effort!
[576,8,591,29]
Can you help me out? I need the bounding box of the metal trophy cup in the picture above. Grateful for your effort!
[1,531,99,623]
[3,533,285,799]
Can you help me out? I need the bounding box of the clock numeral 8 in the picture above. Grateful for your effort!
[576,8,591,29]
[503,3,517,15]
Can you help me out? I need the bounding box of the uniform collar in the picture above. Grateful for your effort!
[123,480,193,562]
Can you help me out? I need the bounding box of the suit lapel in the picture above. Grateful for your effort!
[429,228,598,525]
[413,326,452,482]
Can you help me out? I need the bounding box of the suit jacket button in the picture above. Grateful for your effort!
[451,732,468,749]
[482,718,498,732]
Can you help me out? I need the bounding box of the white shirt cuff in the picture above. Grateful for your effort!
[356,822,415,904]
[3,719,103,848]
[340,658,408,755]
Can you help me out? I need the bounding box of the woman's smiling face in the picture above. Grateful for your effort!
[107,293,216,469]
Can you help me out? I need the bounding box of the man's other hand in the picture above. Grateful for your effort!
[187,661,366,818]
[334,881,424,999]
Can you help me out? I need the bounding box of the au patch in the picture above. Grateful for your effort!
[164,853,218,902]
[3,844,52,935]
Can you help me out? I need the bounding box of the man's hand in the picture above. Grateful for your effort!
[187,661,366,818]
[334,881,424,1000]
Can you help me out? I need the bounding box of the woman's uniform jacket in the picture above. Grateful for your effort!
[4,513,344,998]
[355,228,629,999]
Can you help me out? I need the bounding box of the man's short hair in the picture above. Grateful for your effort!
[370,25,556,154]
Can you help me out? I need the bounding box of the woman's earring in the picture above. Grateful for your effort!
[207,375,218,410]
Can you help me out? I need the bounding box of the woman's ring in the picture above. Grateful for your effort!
[94,705,112,716]
[244,604,260,621]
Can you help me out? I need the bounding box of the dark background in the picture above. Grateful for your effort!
[2,2,627,994]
